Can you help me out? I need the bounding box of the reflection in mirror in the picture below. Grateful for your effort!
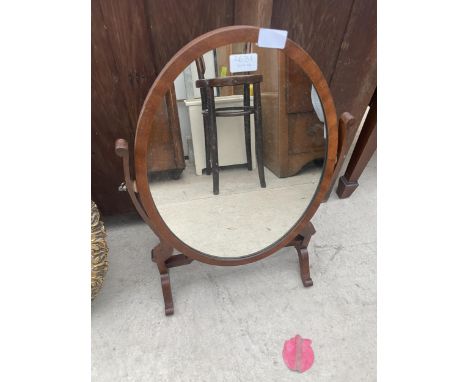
[148,43,326,257]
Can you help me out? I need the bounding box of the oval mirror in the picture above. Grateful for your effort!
[135,27,337,262]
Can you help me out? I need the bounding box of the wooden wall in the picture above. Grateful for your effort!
[92,0,376,215]
[91,0,235,215]
[270,0,377,124]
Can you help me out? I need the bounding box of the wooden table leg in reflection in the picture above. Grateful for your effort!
[336,90,377,199]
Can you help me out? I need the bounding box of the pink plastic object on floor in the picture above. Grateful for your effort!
[282,335,315,373]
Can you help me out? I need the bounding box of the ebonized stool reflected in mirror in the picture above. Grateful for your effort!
[114,26,355,316]
[195,54,266,195]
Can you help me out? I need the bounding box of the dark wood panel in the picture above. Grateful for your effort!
[92,0,234,215]
[329,0,377,123]
[271,0,354,82]
[99,0,157,130]
[93,0,159,215]
[99,0,185,177]
[145,0,235,72]
[91,0,135,215]
[234,0,272,27]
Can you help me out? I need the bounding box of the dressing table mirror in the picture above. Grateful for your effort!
[115,26,355,315]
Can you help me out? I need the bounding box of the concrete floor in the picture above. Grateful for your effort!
[92,154,376,381]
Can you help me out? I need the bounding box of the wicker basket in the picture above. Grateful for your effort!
[91,201,109,299]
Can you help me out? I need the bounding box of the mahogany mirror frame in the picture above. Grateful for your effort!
[131,25,338,267]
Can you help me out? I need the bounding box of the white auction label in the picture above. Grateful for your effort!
[257,28,288,49]
[229,53,258,73]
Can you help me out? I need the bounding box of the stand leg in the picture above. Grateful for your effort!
[295,222,316,287]
[336,90,377,199]
[151,241,175,315]
[322,112,357,202]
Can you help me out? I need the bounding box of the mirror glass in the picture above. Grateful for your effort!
[147,43,327,257]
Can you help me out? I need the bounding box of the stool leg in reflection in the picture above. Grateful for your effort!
[253,82,266,188]
[243,83,253,171]
[200,87,212,176]
[206,86,219,195]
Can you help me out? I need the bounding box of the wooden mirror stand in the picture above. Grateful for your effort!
[114,26,356,316]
